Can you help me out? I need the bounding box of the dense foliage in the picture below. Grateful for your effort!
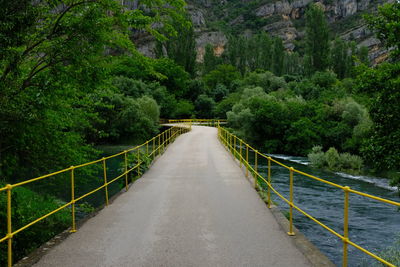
[198,3,399,189]
[1,1,400,264]
[0,0,189,264]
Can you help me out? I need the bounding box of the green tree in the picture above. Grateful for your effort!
[203,64,241,89]
[258,32,274,71]
[272,38,285,76]
[195,94,216,118]
[364,2,400,59]
[0,0,187,182]
[357,2,400,190]
[156,18,197,75]
[304,4,330,73]
[152,58,191,99]
[203,44,219,74]
[331,38,348,78]
[358,46,370,65]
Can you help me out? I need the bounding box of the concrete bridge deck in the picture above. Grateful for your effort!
[34,126,311,267]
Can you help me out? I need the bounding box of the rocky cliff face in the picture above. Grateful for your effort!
[134,0,393,64]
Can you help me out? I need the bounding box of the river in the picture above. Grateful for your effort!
[251,152,400,266]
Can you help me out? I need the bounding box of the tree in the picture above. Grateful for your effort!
[283,52,303,75]
[0,0,187,182]
[152,58,191,98]
[156,18,197,76]
[356,63,400,172]
[272,38,285,76]
[203,44,219,74]
[331,38,348,78]
[304,4,330,73]
[356,2,400,191]
[364,2,400,59]
[258,32,273,71]
[195,94,215,118]
[203,64,241,89]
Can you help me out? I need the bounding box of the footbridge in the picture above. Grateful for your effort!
[1,120,399,267]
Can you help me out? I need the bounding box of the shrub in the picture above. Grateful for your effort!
[308,146,326,168]
[340,153,363,171]
[0,186,70,266]
[308,146,364,173]
[325,147,341,169]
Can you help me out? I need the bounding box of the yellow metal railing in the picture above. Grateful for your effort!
[218,126,400,267]
[168,119,226,127]
[0,124,191,267]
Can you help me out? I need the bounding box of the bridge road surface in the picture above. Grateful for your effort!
[34,126,311,267]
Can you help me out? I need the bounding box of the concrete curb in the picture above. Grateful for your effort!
[268,204,336,267]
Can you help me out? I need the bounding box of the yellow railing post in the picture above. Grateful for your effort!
[70,167,77,233]
[239,139,243,167]
[343,186,350,267]
[152,137,155,160]
[124,151,129,191]
[158,134,161,156]
[102,158,109,206]
[163,131,166,152]
[246,145,249,177]
[254,150,258,189]
[137,148,141,177]
[229,134,232,153]
[288,167,295,236]
[234,136,237,158]
[6,184,12,267]
[267,157,272,209]
[146,141,149,156]
[224,130,227,146]
[161,132,164,153]
[227,133,230,151]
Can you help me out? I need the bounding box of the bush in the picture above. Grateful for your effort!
[242,71,287,92]
[195,94,215,119]
[174,100,194,118]
[325,147,341,169]
[308,146,326,168]
[308,146,364,173]
[0,186,70,266]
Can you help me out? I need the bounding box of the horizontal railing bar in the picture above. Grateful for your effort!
[294,169,345,190]
[347,239,396,267]
[0,235,8,243]
[11,168,73,188]
[348,188,400,207]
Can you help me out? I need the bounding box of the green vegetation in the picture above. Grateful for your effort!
[202,3,399,190]
[308,146,363,173]
[0,0,189,264]
[1,0,400,264]
[304,4,330,74]
[0,185,70,265]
